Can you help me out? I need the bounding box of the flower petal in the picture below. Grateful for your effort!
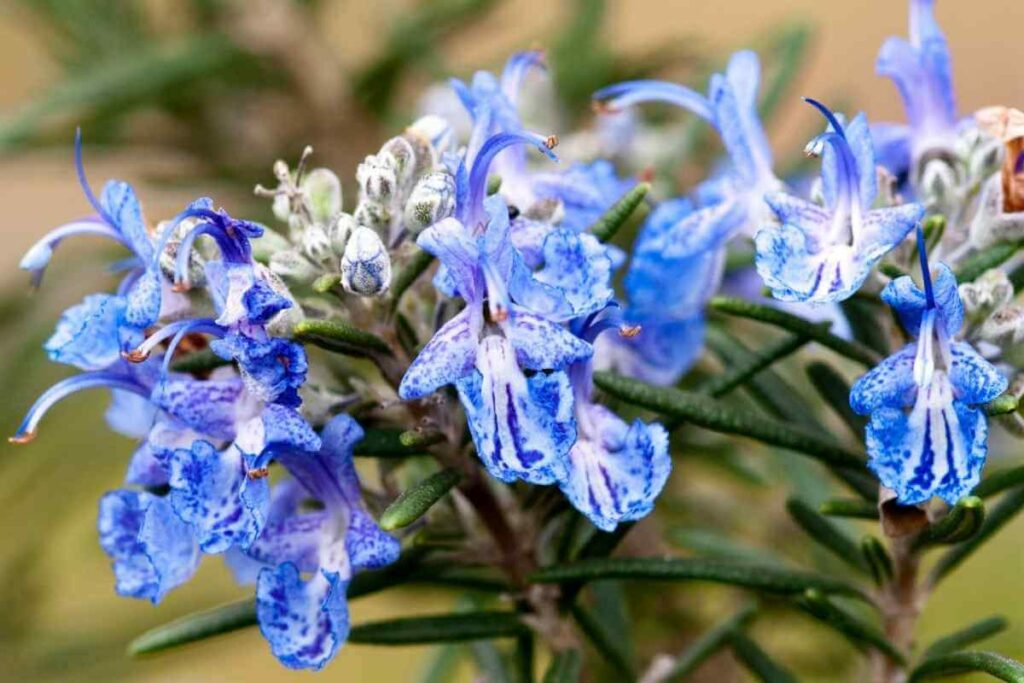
[399,308,480,400]
[505,307,593,371]
[532,229,615,318]
[754,222,867,302]
[949,340,1008,405]
[850,344,919,414]
[210,333,308,408]
[101,180,153,261]
[44,294,126,371]
[882,263,963,337]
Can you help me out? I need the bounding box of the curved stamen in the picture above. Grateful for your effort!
[481,258,510,323]
[802,98,864,239]
[124,318,223,363]
[161,319,226,374]
[20,218,131,286]
[74,129,118,228]
[501,50,546,105]
[592,80,715,123]
[916,223,936,308]
[465,132,558,228]
[10,372,150,444]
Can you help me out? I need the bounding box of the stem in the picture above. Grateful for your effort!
[873,496,930,682]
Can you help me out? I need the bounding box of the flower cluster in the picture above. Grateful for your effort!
[11,0,1024,673]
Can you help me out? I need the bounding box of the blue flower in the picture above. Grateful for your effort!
[230,414,400,670]
[875,0,959,178]
[97,489,200,604]
[399,133,594,484]
[850,235,1007,504]
[560,309,671,531]
[755,99,924,303]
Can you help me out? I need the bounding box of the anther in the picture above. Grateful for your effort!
[247,467,270,480]
[619,324,642,338]
[544,135,559,150]
[121,349,149,363]
[9,432,36,445]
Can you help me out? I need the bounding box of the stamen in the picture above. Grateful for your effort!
[619,324,642,338]
[802,98,863,238]
[11,372,150,443]
[74,128,118,228]
[916,224,936,308]
[125,318,222,364]
[465,132,559,227]
[247,467,270,480]
[592,81,715,124]
[544,135,559,150]
[294,145,315,182]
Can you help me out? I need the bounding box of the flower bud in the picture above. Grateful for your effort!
[328,212,357,256]
[960,268,1014,328]
[353,200,390,233]
[301,223,334,264]
[356,154,397,204]
[380,136,418,194]
[920,158,958,207]
[341,226,391,296]
[979,303,1024,367]
[301,168,343,225]
[270,249,319,284]
[403,170,456,234]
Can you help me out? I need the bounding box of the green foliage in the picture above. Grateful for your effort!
[380,467,462,530]
[590,182,651,243]
[293,318,393,357]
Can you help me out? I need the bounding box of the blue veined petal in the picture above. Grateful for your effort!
[820,113,878,211]
[754,222,869,302]
[456,336,574,485]
[346,508,401,571]
[235,404,322,467]
[709,51,774,184]
[168,440,269,553]
[105,388,157,440]
[881,263,963,338]
[226,480,313,584]
[593,80,714,123]
[532,229,615,318]
[98,490,200,603]
[257,563,350,671]
[559,403,670,531]
[44,294,126,371]
[505,307,593,371]
[949,341,1008,405]
[399,307,481,400]
[763,193,831,232]
[530,160,635,233]
[417,217,482,303]
[152,375,247,441]
[210,333,308,408]
[20,218,130,287]
[597,313,705,387]
[850,344,919,414]
[100,180,153,261]
[123,267,163,328]
[246,512,331,573]
[125,442,168,487]
[857,203,924,262]
[278,413,364,506]
[866,372,986,505]
[205,261,291,327]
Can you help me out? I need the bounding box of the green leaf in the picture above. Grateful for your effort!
[931,488,1024,584]
[589,182,650,243]
[571,604,635,677]
[380,467,461,531]
[530,557,869,601]
[975,465,1024,498]
[593,371,865,469]
[729,633,798,683]
[819,498,878,520]
[558,522,636,609]
[700,333,809,398]
[661,603,757,681]
[293,319,392,357]
[860,536,893,586]
[516,633,535,683]
[924,617,1009,659]
[389,247,436,312]
[356,429,431,458]
[542,649,582,683]
[710,297,881,366]
[786,498,870,574]
[168,348,232,375]
[985,394,1019,416]
[909,651,1024,682]
[400,429,446,449]
[798,589,905,664]
[668,528,786,567]
[349,611,527,645]
[419,644,466,683]
[806,362,866,439]
[915,497,985,549]
[955,240,1024,283]
[127,599,255,657]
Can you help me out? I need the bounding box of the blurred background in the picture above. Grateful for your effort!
[1,1,1023,681]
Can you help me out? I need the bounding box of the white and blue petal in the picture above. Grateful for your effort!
[948,341,1008,405]
[257,563,350,671]
[399,307,481,400]
[559,403,671,531]
[235,404,322,466]
[754,221,867,302]
[346,509,401,571]
[456,336,574,485]
[506,307,593,371]
[532,229,615,318]
[167,440,269,553]
[152,375,248,441]
[44,294,126,371]
[881,263,963,338]
[850,344,919,414]
[857,204,924,262]
[210,333,308,408]
[100,180,153,261]
[97,490,200,603]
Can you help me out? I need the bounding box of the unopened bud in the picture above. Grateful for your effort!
[270,249,319,284]
[408,115,454,155]
[380,136,417,193]
[960,268,1014,328]
[980,303,1024,367]
[341,227,391,296]
[302,168,342,225]
[301,224,334,264]
[920,158,958,207]
[354,200,390,232]
[357,154,397,204]
[328,213,357,256]
[404,170,456,234]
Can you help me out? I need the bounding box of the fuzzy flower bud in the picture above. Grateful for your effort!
[301,168,343,226]
[270,249,319,284]
[356,154,397,204]
[960,268,1014,329]
[341,226,391,296]
[403,170,456,234]
[301,223,334,264]
[408,114,454,155]
[328,213,357,257]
